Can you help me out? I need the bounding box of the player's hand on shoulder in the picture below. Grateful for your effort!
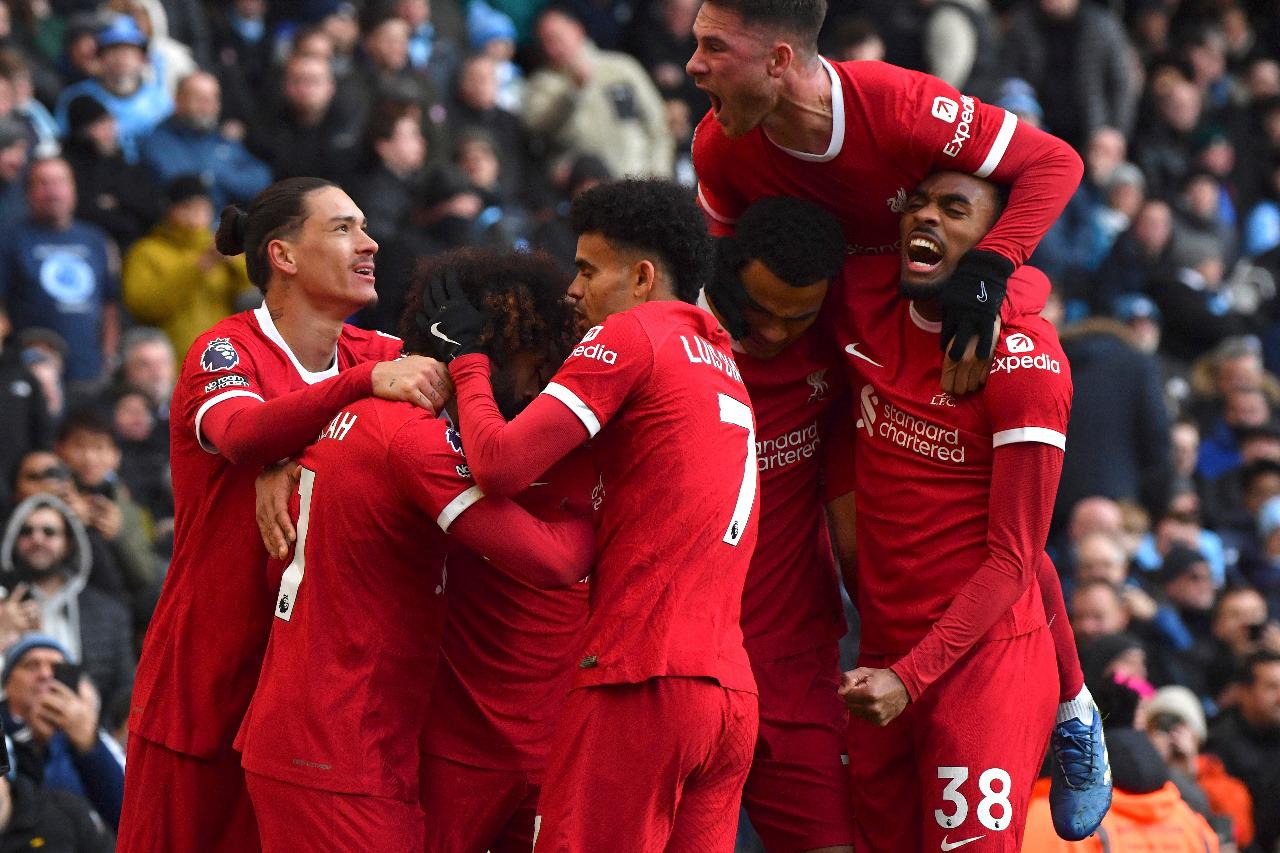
[839,666,910,726]
[256,461,301,560]
[372,355,452,412]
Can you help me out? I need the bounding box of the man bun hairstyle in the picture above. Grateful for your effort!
[215,176,338,291]
[570,178,711,305]
[723,196,845,287]
[704,0,827,54]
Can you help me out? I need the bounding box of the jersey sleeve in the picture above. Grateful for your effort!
[353,328,406,362]
[388,419,484,533]
[180,329,266,451]
[542,311,655,438]
[856,61,1082,266]
[691,114,746,236]
[1002,265,1051,320]
[983,320,1072,451]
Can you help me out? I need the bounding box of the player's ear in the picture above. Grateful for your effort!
[632,258,656,301]
[266,238,298,278]
[768,42,793,79]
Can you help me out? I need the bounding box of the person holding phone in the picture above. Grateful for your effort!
[0,633,125,831]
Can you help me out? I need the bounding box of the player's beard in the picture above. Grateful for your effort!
[899,279,945,301]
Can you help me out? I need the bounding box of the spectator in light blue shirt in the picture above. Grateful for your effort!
[54,16,172,164]
[140,71,271,212]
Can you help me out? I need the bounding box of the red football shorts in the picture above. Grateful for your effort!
[246,772,424,852]
[419,752,538,853]
[742,643,854,852]
[117,734,259,853]
[848,628,1056,853]
[535,676,757,853]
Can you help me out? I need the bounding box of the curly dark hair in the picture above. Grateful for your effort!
[399,248,575,368]
[569,178,711,305]
[723,196,846,287]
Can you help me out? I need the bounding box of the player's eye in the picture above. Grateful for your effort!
[946,207,968,218]
[336,224,349,232]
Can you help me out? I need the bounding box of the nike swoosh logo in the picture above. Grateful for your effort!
[941,835,986,851]
[845,343,883,368]
[429,323,460,347]
[977,281,988,303]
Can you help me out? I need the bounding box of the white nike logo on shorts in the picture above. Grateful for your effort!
[941,835,985,851]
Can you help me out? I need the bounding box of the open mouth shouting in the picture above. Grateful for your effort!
[904,232,944,275]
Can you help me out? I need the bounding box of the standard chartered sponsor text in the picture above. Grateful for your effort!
[879,400,966,463]
[757,421,820,472]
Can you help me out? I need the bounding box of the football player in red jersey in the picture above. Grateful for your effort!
[424,178,758,851]
[236,249,596,852]
[835,171,1074,852]
[117,178,449,853]
[685,1,1107,839]
[409,250,593,853]
[700,197,856,853]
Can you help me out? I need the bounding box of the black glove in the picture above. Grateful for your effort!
[416,267,485,362]
[706,237,752,340]
[939,248,1013,361]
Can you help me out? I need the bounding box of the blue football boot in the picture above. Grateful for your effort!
[1049,705,1113,840]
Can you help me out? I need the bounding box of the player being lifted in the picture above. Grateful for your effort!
[415,250,594,853]
[236,249,596,852]
[685,0,1108,838]
[836,170,1071,851]
[118,178,447,852]
[701,197,856,853]
[424,178,758,851]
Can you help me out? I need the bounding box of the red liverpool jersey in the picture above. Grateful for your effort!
[419,449,593,774]
[237,399,481,801]
[733,321,847,661]
[130,305,402,757]
[831,258,1071,657]
[542,301,759,693]
[692,58,1081,266]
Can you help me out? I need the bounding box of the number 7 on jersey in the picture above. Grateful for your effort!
[719,392,757,546]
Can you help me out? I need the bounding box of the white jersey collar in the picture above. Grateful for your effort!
[253,302,340,385]
[766,57,845,163]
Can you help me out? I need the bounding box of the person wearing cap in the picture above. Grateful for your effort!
[468,0,524,113]
[0,633,125,831]
[122,174,253,360]
[1146,684,1255,848]
[61,93,162,250]
[0,156,120,385]
[139,71,272,213]
[53,14,172,164]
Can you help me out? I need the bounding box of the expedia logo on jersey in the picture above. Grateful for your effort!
[943,95,976,158]
[200,337,239,372]
[858,383,967,463]
[992,334,1061,375]
[570,326,618,365]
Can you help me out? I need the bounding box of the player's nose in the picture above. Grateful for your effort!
[685,50,706,77]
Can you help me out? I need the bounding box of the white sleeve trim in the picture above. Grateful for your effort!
[697,184,737,225]
[194,390,265,454]
[436,485,485,532]
[543,382,602,438]
[992,426,1066,450]
[974,109,1017,179]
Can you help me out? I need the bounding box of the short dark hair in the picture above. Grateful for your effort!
[704,0,827,53]
[56,406,115,445]
[1074,578,1123,601]
[724,196,845,287]
[215,177,337,290]
[569,178,711,304]
[400,248,575,367]
[1241,649,1280,685]
[1241,458,1280,492]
